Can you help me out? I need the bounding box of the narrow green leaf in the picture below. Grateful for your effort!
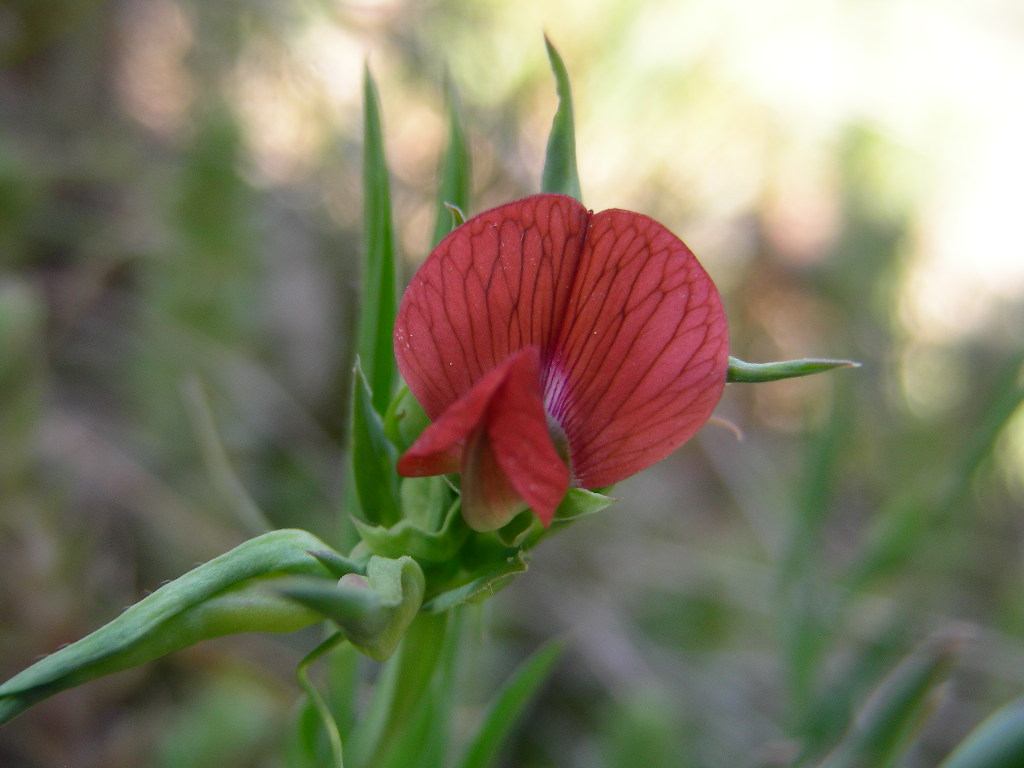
[351,360,402,527]
[727,356,860,383]
[814,631,963,768]
[540,35,582,202]
[360,65,399,414]
[457,640,564,768]
[939,697,1024,768]
[0,529,337,725]
[431,74,471,247]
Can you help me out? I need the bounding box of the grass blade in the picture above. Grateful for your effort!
[939,697,1024,768]
[812,631,963,768]
[456,640,564,768]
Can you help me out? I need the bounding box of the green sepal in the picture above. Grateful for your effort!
[0,529,338,726]
[540,35,582,202]
[400,474,454,530]
[938,696,1024,768]
[352,498,468,563]
[279,555,425,662]
[553,487,616,523]
[512,488,617,550]
[496,511,536,547]
[500,488,616,548]
[383,383,431,454]
[423,551,528,613]
[727,355,860,383]
[359,65,400,414]
[431,73,471,248]
[352,359,402,527]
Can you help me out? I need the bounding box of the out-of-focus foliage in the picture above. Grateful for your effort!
[0,1,1022,767]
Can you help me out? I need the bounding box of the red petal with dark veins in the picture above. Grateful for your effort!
[395,193,728,505]
[544,207,729,488]
[398,348,569,530]
[394,195,588,419]
[396,354,513,477]
[484,347,569,527]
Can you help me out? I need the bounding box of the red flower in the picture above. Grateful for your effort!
[394,194,729,531]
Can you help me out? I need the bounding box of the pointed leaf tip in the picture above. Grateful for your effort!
[727,356,860,384]
[541,36,582,202]
[432,75,471,246]
[359,65,399,414]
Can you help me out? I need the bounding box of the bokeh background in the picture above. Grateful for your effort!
[2,0,1023,766]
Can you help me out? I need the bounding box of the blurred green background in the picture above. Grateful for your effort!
[1,0,1023,766]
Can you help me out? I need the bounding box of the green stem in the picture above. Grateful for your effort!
[297,632,348,768]
[352,611,449,767]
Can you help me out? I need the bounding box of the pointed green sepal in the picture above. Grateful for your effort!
[423,551,529,613]
[553,487,616,523]
[352,498,468,563]
[511,488,616,550]
[0,529,339,725]
[726,355,861,384]
[541,35,582,202]
[383,383,432,454]
[499,488,617,548]
[279,555,425,662]
[400,474,454,530]
[352,359,402,527]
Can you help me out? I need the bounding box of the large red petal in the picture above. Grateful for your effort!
[394,194,589,419]
[544,208,729,488]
